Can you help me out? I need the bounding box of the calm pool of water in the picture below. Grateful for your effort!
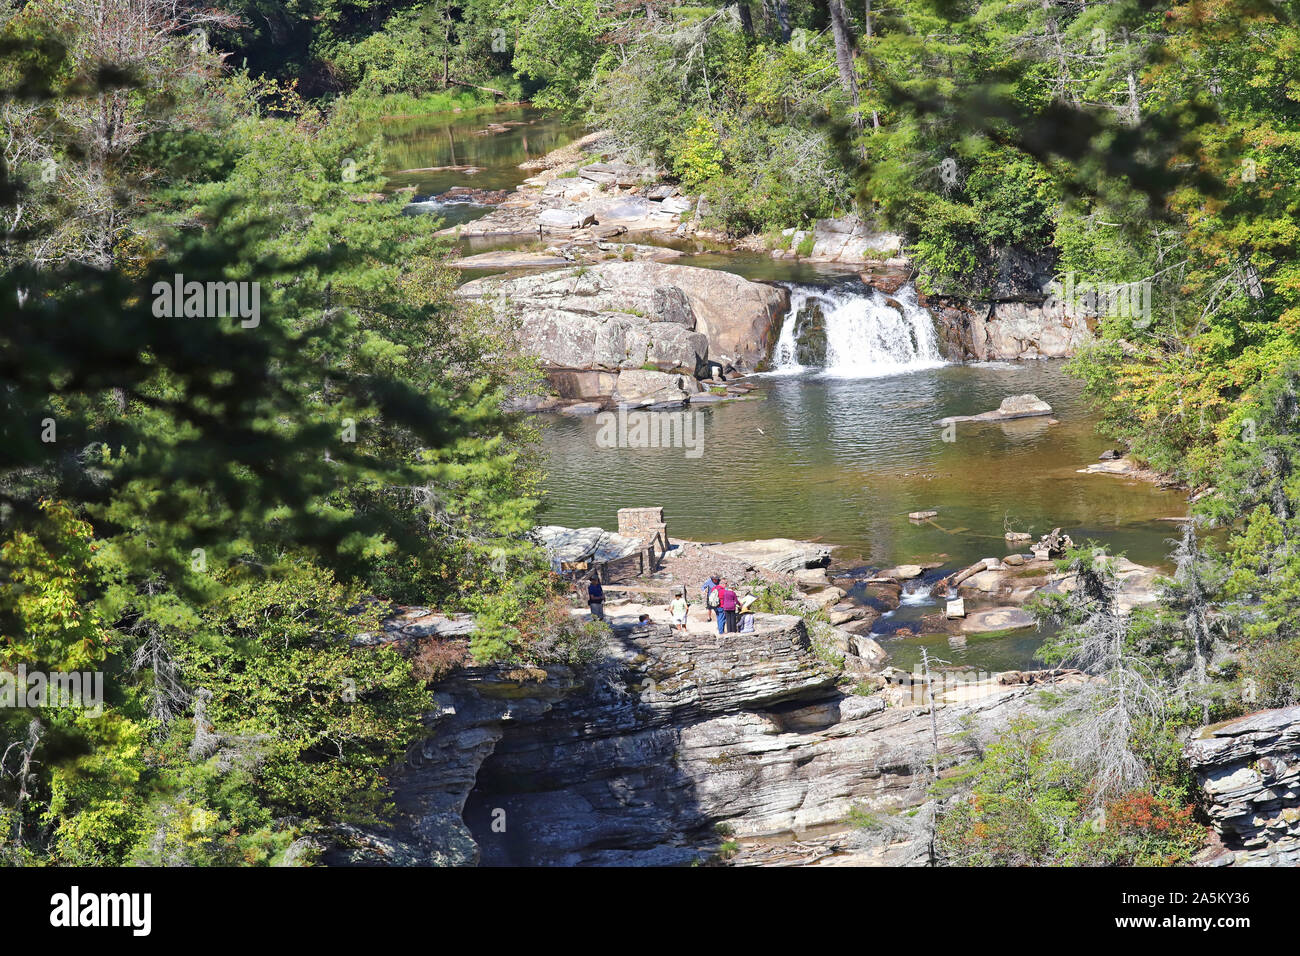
[538,362,1186,671]
[373,108,1186,671]
[376,106,583,227]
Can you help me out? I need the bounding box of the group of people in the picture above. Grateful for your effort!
[694,574,756,634]
[584,571,757,635]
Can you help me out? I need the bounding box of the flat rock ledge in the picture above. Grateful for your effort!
[936,393,1053,426]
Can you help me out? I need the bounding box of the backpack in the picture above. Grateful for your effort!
[707,586,721,609]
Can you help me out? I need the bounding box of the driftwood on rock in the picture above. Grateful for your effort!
[1032,527,1074,559]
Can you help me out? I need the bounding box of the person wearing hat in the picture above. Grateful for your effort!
[738,593,757,633]
[670,589,689,633]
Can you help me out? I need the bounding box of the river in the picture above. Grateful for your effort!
[376,105,584,227]
[379,109,1188,672]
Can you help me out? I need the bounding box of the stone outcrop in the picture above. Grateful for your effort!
[932,552,1160,618]
[1187,706,1300,866]
[926,297,1093,361]
[936,393,1054,426]
[707,538,833,575]
[331,615,1050,866]
[960,607,1035,634]
[611,367,702,403]
[449,243,684,271]
[1078,456,1171,486]
[445,146,689,241]
[458,262,789,383]
[772,216,907,266]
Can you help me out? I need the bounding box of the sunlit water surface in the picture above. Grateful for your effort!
[539,363,1187,670]
[374,112,1186,672]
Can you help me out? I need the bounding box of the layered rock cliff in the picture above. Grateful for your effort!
[1187,706,1300,866]
[331,615,1048,866]
[924,297,1093,362]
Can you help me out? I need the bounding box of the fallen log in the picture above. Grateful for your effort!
[447,77,508,97]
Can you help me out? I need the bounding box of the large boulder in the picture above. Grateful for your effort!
[544,368,619,399]
[458,262,789,371]
[807,215,904,263]
[536,208,595,230]
[936,394,1053,426]
[997,394,1054,417]
[961,607,1036,634]
[578,161,653,186]
[614,369,701,403]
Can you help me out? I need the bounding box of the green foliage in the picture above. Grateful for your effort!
[586,12,849,234]
[180,562,427,823]
[329,7,459,95]
[939,718,1090,866]
[1059,2,1300,484]
[0,15,548,866]
[504,0,608,115]
[939,717,1204,866]
[1196,363,1300,707]
[673,115,726,193]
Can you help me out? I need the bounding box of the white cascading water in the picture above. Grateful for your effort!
[772,283,946,377]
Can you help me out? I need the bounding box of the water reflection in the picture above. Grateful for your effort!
[374,106,583,227]
[539,363,1185,572]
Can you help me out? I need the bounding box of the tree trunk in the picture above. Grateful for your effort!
[828,0,862,126]
[771,0,792,42]
[734,2,754,36]
[447,78,508,97]
[865,0,879,128]
[442,21,451,88]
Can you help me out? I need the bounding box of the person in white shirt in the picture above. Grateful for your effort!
[670,589,689,633]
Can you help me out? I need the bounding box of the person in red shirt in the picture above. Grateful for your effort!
[716,579,739,633]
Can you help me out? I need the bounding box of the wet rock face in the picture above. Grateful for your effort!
[793,300,829,367]
[1187,706,1300,866]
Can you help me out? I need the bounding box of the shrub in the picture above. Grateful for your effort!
[1097,792,1205,866]
[410,637,471,684]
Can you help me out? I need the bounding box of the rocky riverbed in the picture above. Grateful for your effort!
[438,132,1102,409]
[326,523,1160,864]
[324,510,1300,868]
[347,117,1300,869]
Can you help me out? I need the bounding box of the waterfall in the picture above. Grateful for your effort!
[772,282,946,378]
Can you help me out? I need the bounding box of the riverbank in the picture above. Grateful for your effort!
[436,128,913,275]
